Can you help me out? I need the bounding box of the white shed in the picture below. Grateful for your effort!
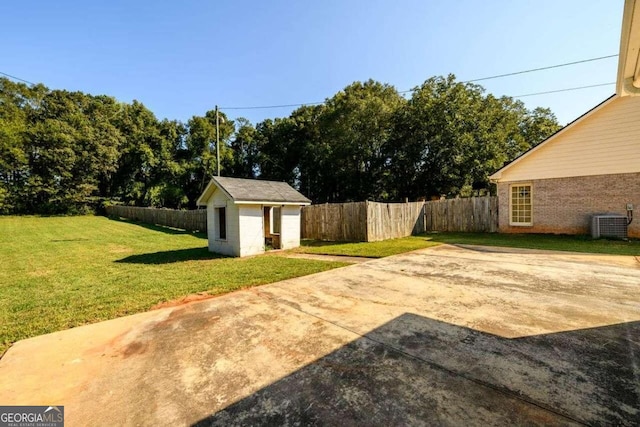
[196,177,311,257]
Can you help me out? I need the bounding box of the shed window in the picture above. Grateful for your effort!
[216,207,227,240]
[510,184,532,226]
[271,207,281,234]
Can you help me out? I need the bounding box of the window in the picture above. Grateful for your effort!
[271,207,281,234]
[216,207,226,240]
[510,184,532,226]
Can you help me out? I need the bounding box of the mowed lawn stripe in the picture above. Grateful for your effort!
[0,216,347,354]
[296,237,441,258]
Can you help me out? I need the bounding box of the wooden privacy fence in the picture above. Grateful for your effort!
[105,205,207,232]
[424,196,498,233]
[301,201,368,242]
[106,196,497,240]
[367,201,426,241]
[301,196,498,242]
[301,200,426,242]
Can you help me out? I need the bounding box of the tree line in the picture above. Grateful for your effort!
[0,75,560,214]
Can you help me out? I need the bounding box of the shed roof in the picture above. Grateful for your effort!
[197,177,311,206]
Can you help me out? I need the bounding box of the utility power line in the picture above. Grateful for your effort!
[513,82,615,98]
[0,54,619,109]
[0,71,36,86]
[221,101,325,110]
[463,54,618,83]
[223,80,617,109]
[396,54,619,94]
[221,54,618,110]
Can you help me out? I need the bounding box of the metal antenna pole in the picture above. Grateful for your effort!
[216,105,220,177]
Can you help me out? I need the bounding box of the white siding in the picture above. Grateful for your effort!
[280,205,302,250]
[206,189,240,256]
[498,96,640,182]
[238,205,265,257]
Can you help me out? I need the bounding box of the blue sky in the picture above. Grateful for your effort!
[2,0,623,126]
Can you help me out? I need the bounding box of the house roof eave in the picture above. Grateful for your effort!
[488,95,617,182]
[617,0,640,96]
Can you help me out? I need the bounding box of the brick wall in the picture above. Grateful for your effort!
[497,172,640,238]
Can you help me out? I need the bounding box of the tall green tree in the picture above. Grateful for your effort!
[255,117,299,183]
[110,101,163,206]
[318,80,405,201]
[19,89,122,213]
[0,79,40,212]
[255,81,405,202]
[227,117,260,178]
[388,75,560,200]
[0,74,560,213]
[520,107,561,152]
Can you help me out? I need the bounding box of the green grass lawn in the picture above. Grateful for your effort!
[422,232,640,256]
[298,236,441,258]
[0,216,347,355]
[299,232,640,258]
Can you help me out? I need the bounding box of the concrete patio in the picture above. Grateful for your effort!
[1,244,639,426]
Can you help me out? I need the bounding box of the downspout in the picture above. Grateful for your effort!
[623,77,640,94]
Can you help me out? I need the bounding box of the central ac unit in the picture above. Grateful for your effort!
[591,214,628,239]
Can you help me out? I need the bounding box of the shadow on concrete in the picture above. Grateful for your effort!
[192,313,640,426]
[107,216,207,238]
[116,247,225,264]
